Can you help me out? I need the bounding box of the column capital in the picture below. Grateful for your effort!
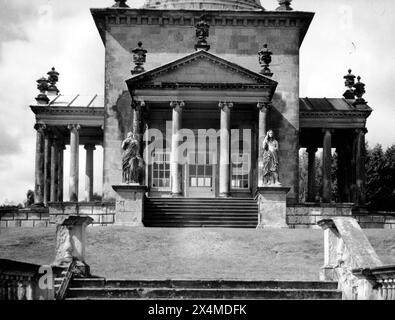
[257,102,271,110]
[170,100,185,110]
[34,123,47,133]
[322,128,333,134]
[67,124,81,132]
[355,128,368,135]
[84,144,96,151]
[218,101,233,110]
[131,100,145,109]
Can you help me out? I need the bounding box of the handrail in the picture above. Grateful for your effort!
[55,259,77,300]
[317,217,394,300]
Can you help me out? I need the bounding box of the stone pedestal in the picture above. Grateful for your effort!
[52,215,93,276]
[112,184,147,226]
[255,186,290,228]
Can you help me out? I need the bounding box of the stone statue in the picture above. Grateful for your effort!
[24,190,34,207]
[122,132,144,184]
[262,129,281,186]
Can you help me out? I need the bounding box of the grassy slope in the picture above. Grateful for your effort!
[0,227,394,280]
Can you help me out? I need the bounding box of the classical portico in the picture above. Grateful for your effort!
[125,49,277,198]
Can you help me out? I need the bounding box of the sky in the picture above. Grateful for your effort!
[0,0,394,204]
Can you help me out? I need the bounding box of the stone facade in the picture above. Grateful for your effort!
[91,8,314,202]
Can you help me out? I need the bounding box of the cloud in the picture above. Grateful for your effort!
[0,125,21,156]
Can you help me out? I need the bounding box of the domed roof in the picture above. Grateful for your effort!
[143,0,263,10]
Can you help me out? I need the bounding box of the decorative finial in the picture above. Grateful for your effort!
[35,76,50,104]
[276,0,293,11]
[112,0,129,8]
[343,68,356,99]
[46,67,60,95]
[131,42,148,75]
[258,44,273,77]
[353,76,367,106]
[195,15,210,51]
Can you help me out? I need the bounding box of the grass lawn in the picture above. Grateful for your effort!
[1,226,394,280]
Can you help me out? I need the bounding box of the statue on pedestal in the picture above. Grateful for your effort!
[121,132,144,184]
[262,129,281,186]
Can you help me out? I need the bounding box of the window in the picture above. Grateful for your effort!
[231,153,250,189]
[188,152,213,188]
[152,151,170,188]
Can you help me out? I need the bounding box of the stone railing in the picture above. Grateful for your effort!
[317,217,394,300]
[0,259,62,300]
[352,265,395,300]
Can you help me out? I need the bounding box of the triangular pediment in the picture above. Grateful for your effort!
[126,50,277,89]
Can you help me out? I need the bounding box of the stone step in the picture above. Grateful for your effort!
[66,287,341,300]
[70,279,339,290]
[145,213,257,217]
[145,207,258,212]
[144,220,257,225]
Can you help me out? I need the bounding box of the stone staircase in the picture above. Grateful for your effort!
[65,278,342,300]
[143,197,258,228]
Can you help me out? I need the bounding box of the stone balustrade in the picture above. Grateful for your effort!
[352,265,395,300]
[0,259,62,300]
[317,217,395,300]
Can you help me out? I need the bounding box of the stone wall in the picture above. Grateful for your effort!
[286,204,395,229]
[0,203,115,228]
[93,9,314,201]
[0,207,49,228]
[48,202,115,226]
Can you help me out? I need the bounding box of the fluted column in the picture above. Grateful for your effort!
[306,147,317,202]
[68,124,81,202]
[50,139,59,202]
[355,128,367,206]
[322,129,332,203]
[57,144,65,202]
[257,102,270,187]
[219,101,233,197]
[170,101,184,196]
[34,124,46,205]
[132,100,145,158]
[43,131,51,206]
[84,144,95,202]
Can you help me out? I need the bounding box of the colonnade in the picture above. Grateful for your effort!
[33,123,97,205]
[305,128,367,204]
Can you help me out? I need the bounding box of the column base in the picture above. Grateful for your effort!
[219,192,230,198]
[112,184,147,226]
[170,192,183,198]
[255,186,290,229]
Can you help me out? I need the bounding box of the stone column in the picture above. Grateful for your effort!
[50,139,59,202]
[218,102,233,197]
[34,124,46,205]
[257,102,270,187]
[337,140,352,203]
[306,147,317,202]
[355,128,367,206]
[84,144,95,202]
[43,132,51,206]
[57,144,65,202]
[170,101,184,196]
[322,129,332,203]
[68,124,81,202]
[132,100,145,158]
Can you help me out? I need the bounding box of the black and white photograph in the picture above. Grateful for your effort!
[0,0,394,312]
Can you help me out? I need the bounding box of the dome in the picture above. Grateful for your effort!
[143,0,263,10]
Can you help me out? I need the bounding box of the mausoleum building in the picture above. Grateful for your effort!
[29,0,372,228]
